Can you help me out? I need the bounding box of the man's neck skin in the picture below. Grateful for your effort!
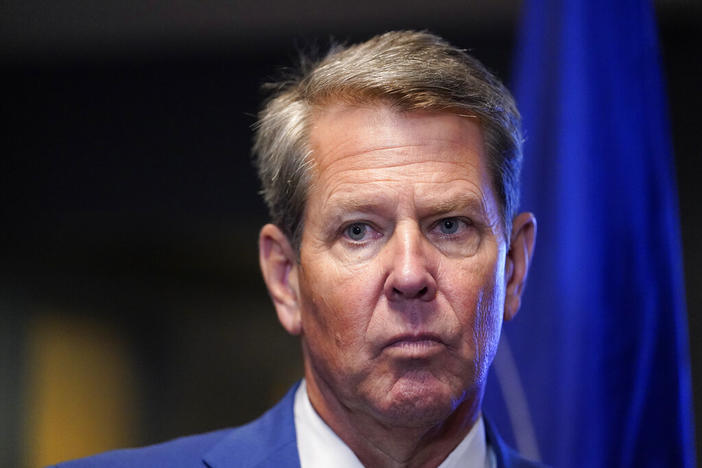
[304,368,483,468]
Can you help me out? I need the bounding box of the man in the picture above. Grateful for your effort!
[55,31,541,468]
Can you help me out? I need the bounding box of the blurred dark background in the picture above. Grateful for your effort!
[1,1,700,466]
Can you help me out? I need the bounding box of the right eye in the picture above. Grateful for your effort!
[345,222,369,241]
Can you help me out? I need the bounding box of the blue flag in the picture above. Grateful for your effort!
[483,1,696,467]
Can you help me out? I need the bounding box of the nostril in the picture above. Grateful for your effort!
[392,285,429,299]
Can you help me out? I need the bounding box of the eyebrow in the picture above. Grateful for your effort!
[324,190,490,221]
[323,194,394,221]
[422,193,489,217]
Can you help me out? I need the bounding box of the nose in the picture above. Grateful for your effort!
[384,223,437,302]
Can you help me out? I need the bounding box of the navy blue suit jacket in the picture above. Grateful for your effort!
[52,383,546,468]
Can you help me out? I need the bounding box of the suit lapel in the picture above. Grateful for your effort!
[202,383,301,468]
[484,414,544,468]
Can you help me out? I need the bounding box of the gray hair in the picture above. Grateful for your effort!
[253,30,523,250]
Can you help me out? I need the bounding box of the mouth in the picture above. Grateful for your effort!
[384,333,445,358]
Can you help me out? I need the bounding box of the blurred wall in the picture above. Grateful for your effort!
[1,1,700,466]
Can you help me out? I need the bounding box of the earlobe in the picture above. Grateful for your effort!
[504,213,537,322]
[259,224,302,335]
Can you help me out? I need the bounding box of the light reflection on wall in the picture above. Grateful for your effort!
[22,313,138,467]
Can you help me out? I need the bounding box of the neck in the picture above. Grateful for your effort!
[304,373,483,468]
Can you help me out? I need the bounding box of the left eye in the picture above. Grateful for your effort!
[438,217,462,234]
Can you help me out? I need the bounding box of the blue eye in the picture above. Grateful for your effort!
[438,217,461,234]
[346,223,368,241]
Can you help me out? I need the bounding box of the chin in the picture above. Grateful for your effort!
[372,371,462,428]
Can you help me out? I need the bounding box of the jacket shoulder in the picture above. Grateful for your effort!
[50,428,233,468]
[50,383,301,468]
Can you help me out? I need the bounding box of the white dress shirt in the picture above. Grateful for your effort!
[294,380,496,468]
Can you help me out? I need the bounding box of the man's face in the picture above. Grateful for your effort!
[289,102,509,427]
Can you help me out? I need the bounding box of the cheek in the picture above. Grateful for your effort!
[474,284,503,354]
[442,254,506,351]
[469,260,506,374]
[299,259,379,350]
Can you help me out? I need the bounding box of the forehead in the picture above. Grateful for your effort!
[307,102,490,188]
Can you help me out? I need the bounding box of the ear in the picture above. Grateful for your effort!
[504,212,537,322]
[259,223,302,335]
